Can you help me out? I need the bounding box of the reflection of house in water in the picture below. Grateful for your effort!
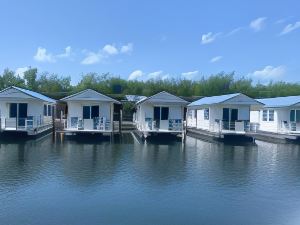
[61,141,123,186]
[0,136,53,188]
[255,140,300,179]
[185,136,258,186]
[133,141,187,185]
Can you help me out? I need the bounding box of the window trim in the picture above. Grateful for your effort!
[262,109,275,122]
[83,105,100,119]
[204,108,209,120]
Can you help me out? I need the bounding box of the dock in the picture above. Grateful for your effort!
[186,128,254,143]
[247,131,300,144]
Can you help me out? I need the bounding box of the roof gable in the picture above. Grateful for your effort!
[188,93,261,107]
[0,86,56,103]
[136,91,188,105]
[61,89,120,103]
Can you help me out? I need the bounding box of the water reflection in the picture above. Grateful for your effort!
[60,140,123,187]
[133,137,187,185]
[0,133,300,225]
[185,136,259,187]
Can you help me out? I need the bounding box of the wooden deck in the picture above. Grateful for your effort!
[247,131,300,144]
[186,128,254,143]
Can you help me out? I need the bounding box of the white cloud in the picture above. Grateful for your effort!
[34,47,55,62]
[81,43,133,65]
[210,56,223,63]
[201,32,220,44]
[57,46,72,58]
[15,67,29,78]
[249,65,286,80]
[250,17,267,32]
[280,21,300,35]
[147,71,170,80]
[128,70,144,80]
[103,44,118,55]
[120,43,133,54]
[226,27,244,37]
[181,71,199,80]
[81,51,102,65]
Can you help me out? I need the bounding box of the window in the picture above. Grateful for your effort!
[44,105,47,116]
[269,110,274,121]
[9,103,17,118]
[83,106,91,119]
[161,107,169,120]
[204,108,209,120]
[290,110,300,122]
[47,105,52,116]
[263,109,275,122]
[83,106,99,119]
[296,110,300,122]
[194,110,197,119]
[290,110,295,122]
[262,110,268,121]
[91,106,99,118]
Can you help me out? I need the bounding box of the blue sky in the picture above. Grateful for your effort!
[0,0,299,84]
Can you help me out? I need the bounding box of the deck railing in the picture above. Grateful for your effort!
[213,120,251,133]
[139,118,183,131]
[0,116,52,131]
[279,121,300,133]
[66,117,111,131]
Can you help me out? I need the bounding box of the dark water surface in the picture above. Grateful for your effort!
[0,133,300,225]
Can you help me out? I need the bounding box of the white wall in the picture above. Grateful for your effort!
[0,99,50,128]
[196,109,210,130]
[187,109,197,127]
[250,110,260,123]
[136,103,183,131]
[189,104,251,131]
[258,109,279,133]
[67,101,112,120]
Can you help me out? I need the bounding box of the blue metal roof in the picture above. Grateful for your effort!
[12,86,56,103]
[188,93,240,106]
[256,96,300,108]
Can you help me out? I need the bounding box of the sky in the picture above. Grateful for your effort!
[0,0,299,84]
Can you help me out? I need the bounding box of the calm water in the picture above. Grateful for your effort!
[0,133,300,225]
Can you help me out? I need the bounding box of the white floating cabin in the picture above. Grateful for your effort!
[133,91,188,138]
[187,93,263,136]
[0,86,56,135]
[60,89,120,134]
[251,96,300,134]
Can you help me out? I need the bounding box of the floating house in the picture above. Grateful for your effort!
[0,86,56,135]
[60,89,120,134]
[251,96,300,134]
[133,91,188,138]
[187,93,263,141]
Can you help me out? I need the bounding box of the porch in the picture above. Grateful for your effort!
[0,116,53,134]
[63,117,112,132]
[136,118,183,133]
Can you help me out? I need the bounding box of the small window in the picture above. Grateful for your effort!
[194,110,197,119]
[9,103,17,118]
[204,108,209,120]
[91,106,99,118]
[47,105,52,116]
[290,110,295,122]
[296,110,300,123]
[262,110,268,121]
[269,110,274,121]
[161,107,169,120]
[44,105,47,116]
[83,106,91,119]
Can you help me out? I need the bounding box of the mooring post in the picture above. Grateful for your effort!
[119,106,122,134]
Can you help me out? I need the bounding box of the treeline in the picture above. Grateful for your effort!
[1,68,300,100]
